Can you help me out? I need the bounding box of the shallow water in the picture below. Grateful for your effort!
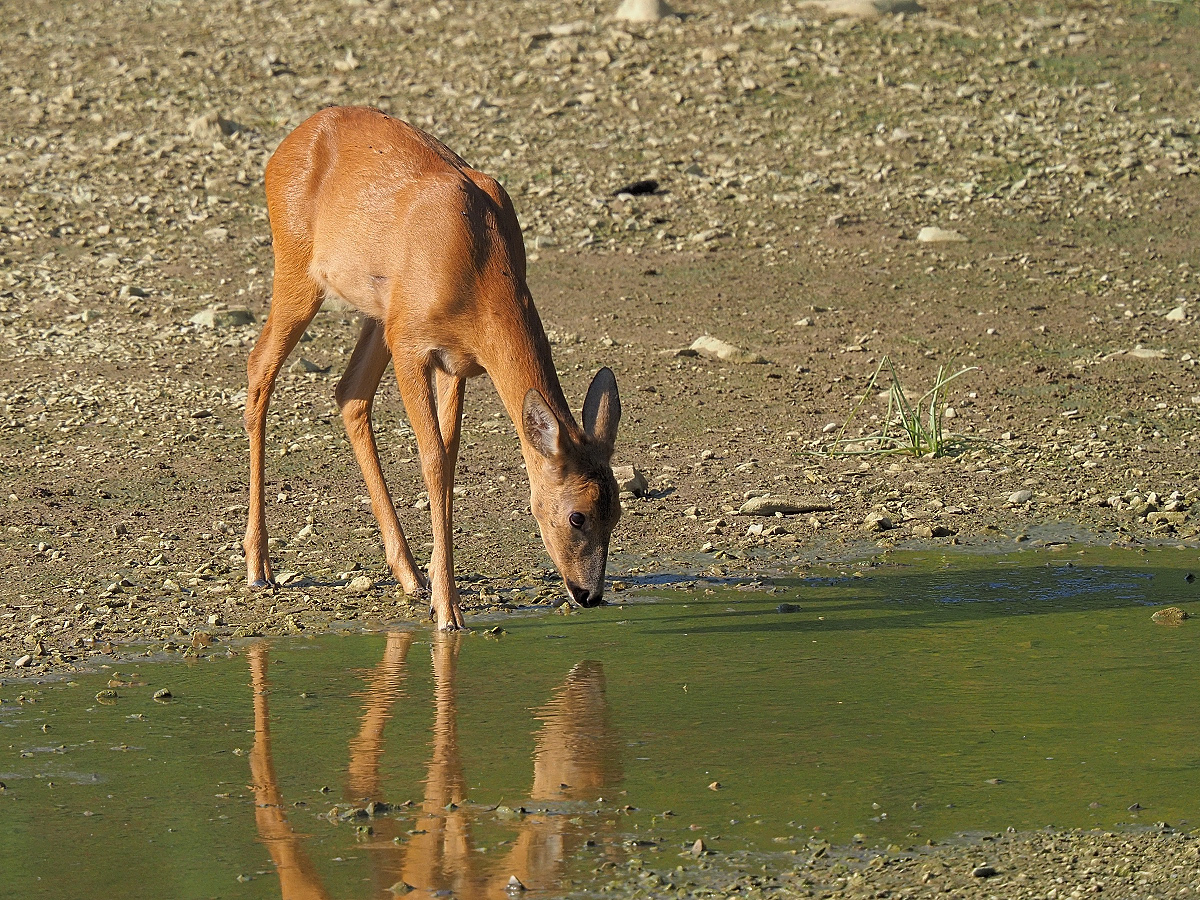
[1,547,1197,898]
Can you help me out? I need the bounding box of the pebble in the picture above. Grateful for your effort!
[1151,607,1188,625]
[972,865,999,878]
[189,307,255,329]
[913,523,954,538]
[614,0,677,24]
[690,335,767,365]
[739,496,830,516]
[289,357,329,374]
[612,465,649,497]
[1007,489,1034,505]
[804,0,925,16]
[346,575,374,594]
[917,226,968,243]
[863,510,894,532]
[187,111,242,141]
[14,654,33,668]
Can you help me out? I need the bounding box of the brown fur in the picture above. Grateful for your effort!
[242,107,621,628]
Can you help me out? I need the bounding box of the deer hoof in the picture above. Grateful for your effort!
[248,577,276,591]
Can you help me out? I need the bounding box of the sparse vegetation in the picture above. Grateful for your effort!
[821,357,978,458]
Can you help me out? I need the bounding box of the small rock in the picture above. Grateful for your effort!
[863,510,894,532]
[1007,489,1033,505]
[913,523,955,539]
[614,0,677,23]
[612,179,659,196]
[14,654,33,668]
[802,0,924,16]
[387,883,413,895]
[289,357,329,374]
[708,781,722,791]
[346,575,375,595]
[691,838,707,856]
[612,465,649,497]
[739,496,831,516]
[917,226,968,243]
[777,602,801,613]
[1151,607,1188,625]
[207,614,223,626]
[1165,304,1187,322]
[972,865,998,878]
[153,688,172,700]
[190,307,255,329]
[690,335,767,365]
[188,111,244,141]
[506,875,526,892]
[95,689,118,701]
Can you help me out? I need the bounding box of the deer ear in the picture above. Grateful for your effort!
[523,389,562,458]
[582,367,621,451]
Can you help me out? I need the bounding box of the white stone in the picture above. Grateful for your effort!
[346,575,375,594]
[690,335,767,365]
[800,0,923,17]
[917,226,968,243]
[614,0,677,23]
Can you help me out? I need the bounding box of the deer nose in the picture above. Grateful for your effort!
[567,582,603,607]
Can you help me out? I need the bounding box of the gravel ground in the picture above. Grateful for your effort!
[604,826,1200,899]
[2,0,1200,885]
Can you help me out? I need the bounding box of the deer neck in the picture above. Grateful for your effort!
[477,291,578,455]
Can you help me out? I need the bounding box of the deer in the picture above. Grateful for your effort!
[242,106,622,631]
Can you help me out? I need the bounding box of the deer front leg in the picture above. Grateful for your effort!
[335,319,428,598]
[244,261,322,588]
[392,359,465,630]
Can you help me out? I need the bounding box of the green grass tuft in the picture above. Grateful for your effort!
[820,357,979,459]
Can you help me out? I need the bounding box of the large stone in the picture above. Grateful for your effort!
[739,496,831,516]
[690,335,767,365]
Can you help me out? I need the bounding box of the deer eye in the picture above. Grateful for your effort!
[568,512,586,529]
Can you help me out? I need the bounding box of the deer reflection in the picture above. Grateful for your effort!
[248,633,621,900]
[248,642,332,900]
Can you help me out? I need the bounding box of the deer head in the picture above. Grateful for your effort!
[522,368,622,607]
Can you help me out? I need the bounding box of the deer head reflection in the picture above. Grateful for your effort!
[248,633,621,899]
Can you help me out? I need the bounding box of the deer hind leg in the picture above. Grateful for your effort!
[335,318,428,597]
[243,255,323,588]
[391,358,465,630]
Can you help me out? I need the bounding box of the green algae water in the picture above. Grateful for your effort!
[2,547,1198,898]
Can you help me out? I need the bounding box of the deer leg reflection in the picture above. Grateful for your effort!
[248,642,332,900]
[401,631,476,897]
[347,630,416,802]
[492,660,621,897]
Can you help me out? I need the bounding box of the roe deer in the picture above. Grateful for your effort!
[243,106,622,629]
